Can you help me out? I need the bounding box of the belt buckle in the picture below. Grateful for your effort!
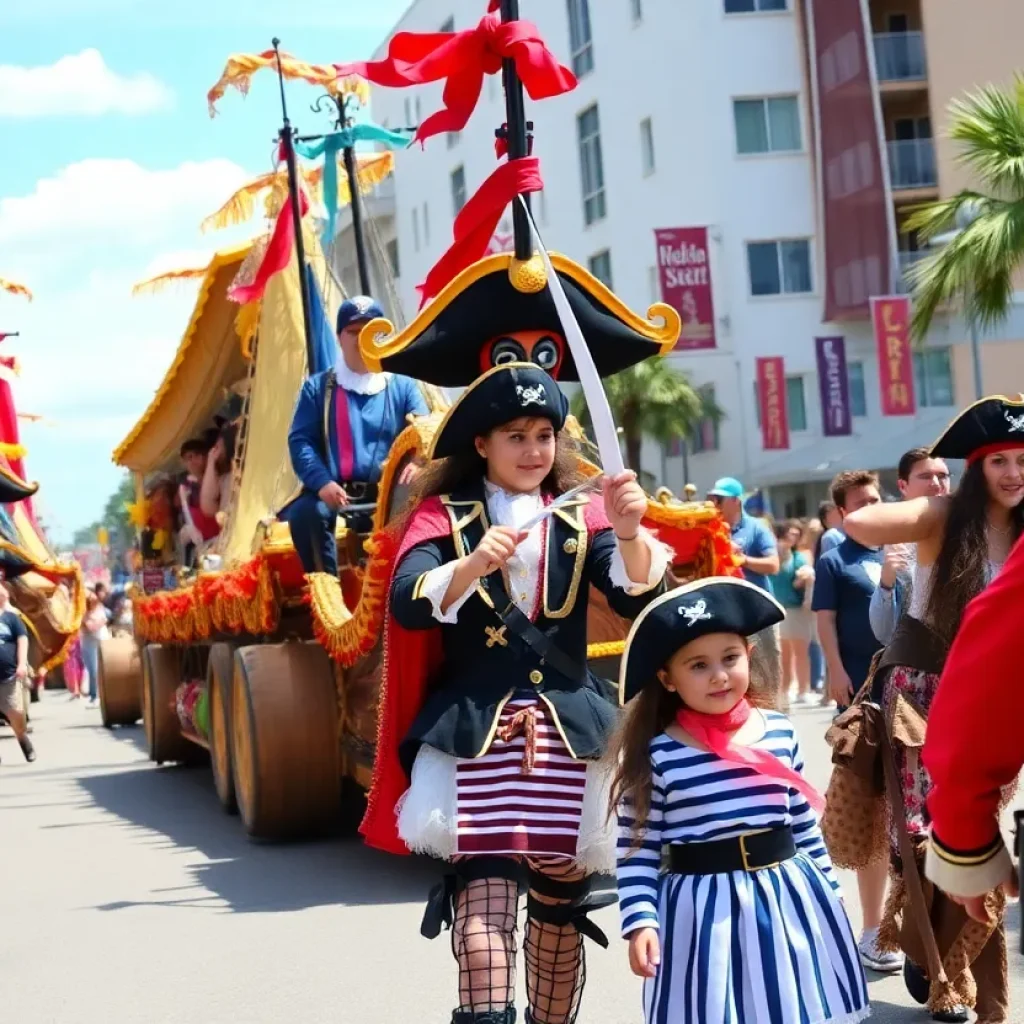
[739,831,780,872]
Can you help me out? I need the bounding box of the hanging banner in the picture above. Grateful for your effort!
[756,356,789,450]
[815,336,852,436]
[871,296,916,416]
[654,227,716,350]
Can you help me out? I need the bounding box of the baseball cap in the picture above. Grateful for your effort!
[708,477,744,499]
[336,295,384,334]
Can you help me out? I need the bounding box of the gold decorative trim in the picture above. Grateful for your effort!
[475,689,515,757]
[358,252,681,372]
[508,254,547,294]
[0,460,38,495]
[929,392,1024,455]
[412,572,430,602]
[441,496,493,610]
[543,502,588,620]
[537,692,578,759]
[587,640,625,659]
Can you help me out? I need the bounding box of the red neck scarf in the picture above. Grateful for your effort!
[676,699,825,813]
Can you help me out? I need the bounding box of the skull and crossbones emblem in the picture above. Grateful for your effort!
[1003,409,1024,432]
[516,384,545,407]
[678,599,713,626]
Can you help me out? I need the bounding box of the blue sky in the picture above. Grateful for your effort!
[0,0,412,544]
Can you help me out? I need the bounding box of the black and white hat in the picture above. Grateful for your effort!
[619,577,785,703]
[930,394,1024,463]
[428,363,570,460]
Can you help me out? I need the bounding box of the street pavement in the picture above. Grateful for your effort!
[1,696,1019,1023]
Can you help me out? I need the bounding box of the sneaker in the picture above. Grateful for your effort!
[857,926,903,972]
[18,736,36,763]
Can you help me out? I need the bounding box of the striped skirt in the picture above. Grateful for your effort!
[643,854,869,1024]
[397,697,616,872]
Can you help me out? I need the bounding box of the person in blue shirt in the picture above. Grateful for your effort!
[283,296,430,575]
[707,476,779,591]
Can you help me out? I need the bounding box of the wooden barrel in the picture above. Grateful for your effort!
[99,635,143,728]
[206,642,237,814]
[231,641,340,841]
[142,644,193,765]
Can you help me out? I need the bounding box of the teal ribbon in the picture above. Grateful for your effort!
[295,121,412,244]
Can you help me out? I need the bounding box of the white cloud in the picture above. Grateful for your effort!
[0,49,174,118]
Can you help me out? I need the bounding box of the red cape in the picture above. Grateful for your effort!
[359,491,611,855]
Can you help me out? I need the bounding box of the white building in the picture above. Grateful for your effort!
[365,0,1024,516]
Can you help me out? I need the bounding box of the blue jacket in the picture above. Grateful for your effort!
[288,369,428,494]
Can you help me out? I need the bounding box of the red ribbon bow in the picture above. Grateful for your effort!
[335,11,576,148]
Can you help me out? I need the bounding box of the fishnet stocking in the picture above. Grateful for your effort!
[452,877,519,1012]
[524,859,586,1024]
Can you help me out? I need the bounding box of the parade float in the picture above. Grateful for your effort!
[0,282,87,711]
[107,12,738,843]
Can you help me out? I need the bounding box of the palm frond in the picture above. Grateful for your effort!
[948,76,1024,196]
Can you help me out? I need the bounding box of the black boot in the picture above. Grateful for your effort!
[451,1009,516,1024]
[18,735,35,762]
[931,1009,969,1023]
[903,959,929,1004]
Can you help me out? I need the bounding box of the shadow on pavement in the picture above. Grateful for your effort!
[72,754,438,916]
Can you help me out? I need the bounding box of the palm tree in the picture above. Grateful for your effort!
[905,75,1024,341]
[570,358,717,478]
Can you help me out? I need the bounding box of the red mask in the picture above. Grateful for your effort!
[479,330,565,378]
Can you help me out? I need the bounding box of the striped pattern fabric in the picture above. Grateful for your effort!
[617,712,869,1024]
[455,698,587,859]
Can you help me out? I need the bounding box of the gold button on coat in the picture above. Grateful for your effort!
[529,669,544,686]
[563,538,578,554]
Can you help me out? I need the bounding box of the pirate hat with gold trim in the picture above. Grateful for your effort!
[930,394,1024,463]
[619,578,784,704]
[0,460,38,505]
[429,362,568,460]
[0,545,37,583]
[358,252,681,388]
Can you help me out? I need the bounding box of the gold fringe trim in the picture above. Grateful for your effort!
[131,265,210,296]
[207,51,349,116]
[587,641,625,659]
[0,277,32,302]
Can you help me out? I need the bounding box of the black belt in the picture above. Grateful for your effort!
[667,827,796,875]
[342,481,378,502]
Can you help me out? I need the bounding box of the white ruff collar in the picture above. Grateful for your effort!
[334,354,388,395]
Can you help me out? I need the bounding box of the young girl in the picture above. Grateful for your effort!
[363,362,671,1024]
[612,577,869,1024]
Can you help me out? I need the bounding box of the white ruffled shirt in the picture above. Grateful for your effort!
[420,480,671,624]
[334,354,389,395]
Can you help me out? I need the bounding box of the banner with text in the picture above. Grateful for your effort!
[655,227,716,350]
[815,336,852,436]
[871,296,916,416]
[757,356,790,450]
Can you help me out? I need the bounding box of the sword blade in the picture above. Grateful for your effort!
[518,476,602,533]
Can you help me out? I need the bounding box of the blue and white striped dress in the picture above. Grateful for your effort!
[617,711,869,1024]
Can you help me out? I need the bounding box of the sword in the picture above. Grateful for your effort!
[520,199,625,478]
[517,476,603,533]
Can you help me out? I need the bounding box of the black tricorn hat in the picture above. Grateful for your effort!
[0,543,37,583]
[429,363,569,461]
[619,578,784,704]
[0,459,38,505]
[930,394,1024,462]
[358,252,681,387]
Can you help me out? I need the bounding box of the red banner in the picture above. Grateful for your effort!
[756,357,789,450]
[871,296,916,416]
[654,227,715,350]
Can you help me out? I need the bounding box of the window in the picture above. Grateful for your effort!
[422,202,430,245]
[725,0,787,12]
[848,360,867,417]
[487,75,498,102]
[450,165,467,216]
[631,0,643,23]
[913,348,954,408]
[412,208,420,251]
[577,104,606,225]
[534,188,548,225]
[403,97,412,127]
[734,96,801,154]
[648,266,660,304]
[588,249,613,288]
[690,384,719,453]
[747,239,812,296]
[567,0,594,77]
[753,375,807,430]
[415,96,422,123]
[640,117,656,176]
[386,239,400,278]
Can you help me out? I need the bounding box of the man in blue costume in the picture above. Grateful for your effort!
[284,296,429,575]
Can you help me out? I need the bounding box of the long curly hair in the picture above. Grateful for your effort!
[607,641,775,846]
[924,459,1024,645]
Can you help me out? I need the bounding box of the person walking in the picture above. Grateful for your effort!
[0,581,34,763]
[773,519,814,705]
[80,592,108,707]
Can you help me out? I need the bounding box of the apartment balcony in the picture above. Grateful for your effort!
[874,32,927,84]
[888,138,937,192]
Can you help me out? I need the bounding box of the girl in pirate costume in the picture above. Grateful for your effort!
[842,395,1024,1023]
[362,363,670,1024]
[612,578,869,1024]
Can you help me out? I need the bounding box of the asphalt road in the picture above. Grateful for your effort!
[1,697,1019,1023]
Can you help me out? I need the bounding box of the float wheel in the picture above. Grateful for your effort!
[142,644,193,765]
[207,642,237,814]
[231,642,340,841]
[99,635,143,727]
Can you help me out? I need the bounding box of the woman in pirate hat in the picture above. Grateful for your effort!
[611,578,867,1024]
[361,362,670,1024]
[842,394,1024,1022]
